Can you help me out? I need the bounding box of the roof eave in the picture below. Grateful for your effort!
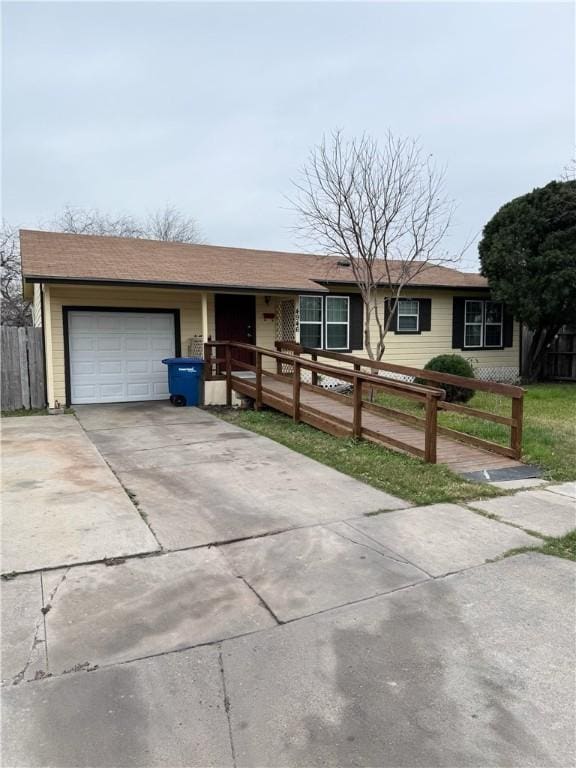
[316,279,489,291]
[22,275,328,294]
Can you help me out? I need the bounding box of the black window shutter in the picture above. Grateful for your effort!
[452,297,465,348]
[349,294,364,350]
[384,298,398,333]
[503,306,514,347]
[419,299,432,332]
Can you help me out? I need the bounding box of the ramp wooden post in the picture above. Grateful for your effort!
[511,394,524,459]
[352,375,362,439]
[255,351,263,411]
[311,353,318,386]
[424,394,438,463]
[225,344,232,407]
[293,360,301,422]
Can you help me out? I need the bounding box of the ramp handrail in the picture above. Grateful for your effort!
[274,342,525,460]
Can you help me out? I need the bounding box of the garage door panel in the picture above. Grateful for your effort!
[71,314,99,332]
[125,360,149,374]
[153,381,170,395]
[70,336,97,353]
[151,360,166,374]
[68,311,176,404]
[97,336,123,352]
[152,334,174,351]
[97,316,121,331]
[73,384,99,400]
[72,361,97,376]
[99,360,123,375]
[126,382,152,397]
[124,336,148,352]
[100,383,125,397]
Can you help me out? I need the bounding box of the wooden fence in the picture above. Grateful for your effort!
[1,327,45,411]
[521,325,576,381]
[543,327,576,381]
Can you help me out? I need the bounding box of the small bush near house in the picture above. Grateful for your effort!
[416,354,475,403]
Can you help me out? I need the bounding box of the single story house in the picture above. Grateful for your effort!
[20,229,521,408]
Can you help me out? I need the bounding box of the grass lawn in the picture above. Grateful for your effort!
[215,409,502,506]
[374,383,576,481]
[215,382,574,507]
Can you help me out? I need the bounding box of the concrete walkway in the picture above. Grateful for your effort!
[1,404,575,767]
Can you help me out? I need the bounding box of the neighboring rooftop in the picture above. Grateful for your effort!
[20,229,488,292]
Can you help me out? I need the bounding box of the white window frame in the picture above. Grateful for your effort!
[397,299,420,333]
[325,295,350,351]
[464,299,504,349]
[299,295,324,349]
[484,301,503,348]
[464,300,484,348]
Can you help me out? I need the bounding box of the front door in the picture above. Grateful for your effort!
[215,294,256,368]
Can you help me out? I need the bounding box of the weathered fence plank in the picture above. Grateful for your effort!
[27,327,45,408]
[522,325,576,382]
[1,327,45,411]
[18,327,31,409]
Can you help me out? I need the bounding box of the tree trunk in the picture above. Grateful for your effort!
[524,327,559,382]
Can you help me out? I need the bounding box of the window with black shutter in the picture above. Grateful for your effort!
[298,294,364,352]
[452,297,513,349]
[386,297,432,334]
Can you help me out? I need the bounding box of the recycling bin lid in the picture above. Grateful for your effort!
[161,357,205,365]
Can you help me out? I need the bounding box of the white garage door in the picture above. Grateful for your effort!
[68,311,175,404]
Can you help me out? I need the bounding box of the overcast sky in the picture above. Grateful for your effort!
[3,1,574,271]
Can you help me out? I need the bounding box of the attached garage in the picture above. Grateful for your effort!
[65,309,179,404]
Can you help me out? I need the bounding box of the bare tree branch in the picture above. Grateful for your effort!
[290,130,460,360]
[51,204,203,243]
[1,223,31,326]
[1,206,203,327]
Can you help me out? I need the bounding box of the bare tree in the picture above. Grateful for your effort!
[1,205,203,327]
[291,131,459,361]
[1,222,31,326]
[52,204,203,243]
[561,157,576,181]
[144,205,203,244]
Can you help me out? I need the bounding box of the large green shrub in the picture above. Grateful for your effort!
[416,354,475,403]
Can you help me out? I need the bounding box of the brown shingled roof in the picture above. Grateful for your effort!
[20,229,487,291]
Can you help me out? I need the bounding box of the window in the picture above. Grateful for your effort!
[484,301,503,347]
[464,300,483,347]
[299,296,323,348]
[325,296,349,350]
[298,295,352,350]
[397,299,419,332]
[464,299,504,348]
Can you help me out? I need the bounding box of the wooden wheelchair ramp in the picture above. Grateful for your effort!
[205,342,526,475]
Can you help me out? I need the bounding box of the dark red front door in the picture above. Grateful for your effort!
[215,294,256,368]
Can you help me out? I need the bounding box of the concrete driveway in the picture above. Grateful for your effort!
[1,403,575,767]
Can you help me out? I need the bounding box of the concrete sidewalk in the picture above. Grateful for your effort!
[1,405,575,767]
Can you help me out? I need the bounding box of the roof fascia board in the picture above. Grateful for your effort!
[23,276,327,294]
[315,279,489,291]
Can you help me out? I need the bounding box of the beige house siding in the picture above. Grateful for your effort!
[43,284,290,406]
[373,288,519,371]
[294,288,520,380]
[39,283,519,407]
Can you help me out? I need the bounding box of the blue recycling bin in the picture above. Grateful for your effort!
[162,357,204,407]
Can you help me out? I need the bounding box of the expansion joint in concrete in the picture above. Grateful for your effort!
[218,644,238,768]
